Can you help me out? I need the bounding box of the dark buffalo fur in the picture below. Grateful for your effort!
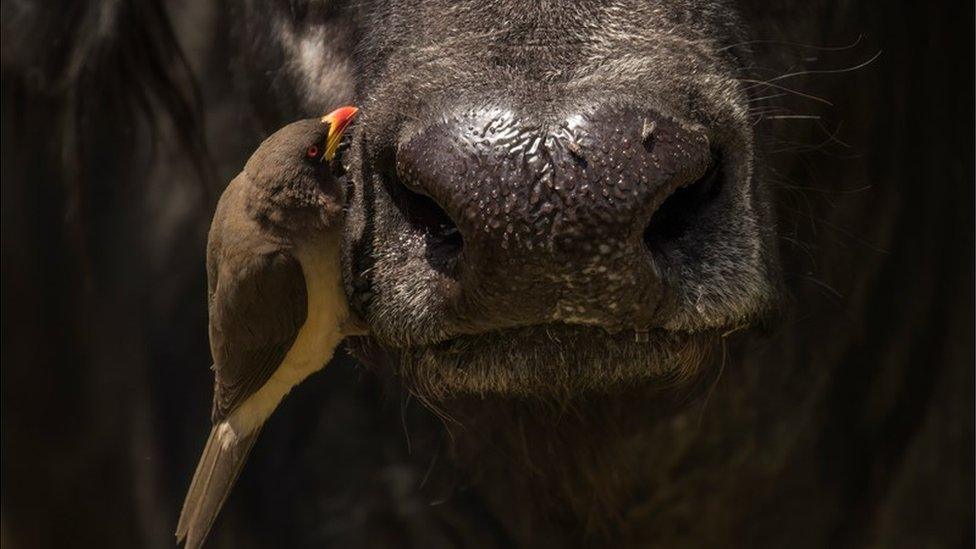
[1,1,972,548]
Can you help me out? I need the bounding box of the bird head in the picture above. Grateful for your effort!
[243,107,359,231]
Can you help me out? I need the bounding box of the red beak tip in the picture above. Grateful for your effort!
[323,106,359,126]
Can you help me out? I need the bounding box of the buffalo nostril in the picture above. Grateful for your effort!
[643,152,724,253]
[386,169,463,275]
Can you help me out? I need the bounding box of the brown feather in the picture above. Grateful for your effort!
[206,174,308,421]
[176,425,261,548]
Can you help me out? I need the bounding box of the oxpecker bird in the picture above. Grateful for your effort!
[176,107,361,548]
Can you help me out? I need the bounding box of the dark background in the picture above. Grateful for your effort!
[1,1,973,548]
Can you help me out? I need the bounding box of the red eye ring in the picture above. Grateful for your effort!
[306,144,320,158]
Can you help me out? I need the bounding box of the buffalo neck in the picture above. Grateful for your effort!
[424,378,720,546]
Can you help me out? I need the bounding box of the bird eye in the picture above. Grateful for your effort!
[305,144,320,159]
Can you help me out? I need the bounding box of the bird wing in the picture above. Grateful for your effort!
[205,174,308,422]
[177,174,309,548]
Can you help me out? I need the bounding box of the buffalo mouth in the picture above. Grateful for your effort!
[383,323,726,399]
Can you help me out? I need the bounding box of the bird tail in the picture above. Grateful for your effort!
[176,422,262,548]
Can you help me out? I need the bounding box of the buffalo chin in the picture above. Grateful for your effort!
[368,324,724,400]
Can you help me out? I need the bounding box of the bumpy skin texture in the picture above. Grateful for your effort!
[395,108,712,330]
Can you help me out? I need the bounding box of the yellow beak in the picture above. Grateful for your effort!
[321,106,359,161]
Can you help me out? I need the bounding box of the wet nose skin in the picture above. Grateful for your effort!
[396,105,712,331]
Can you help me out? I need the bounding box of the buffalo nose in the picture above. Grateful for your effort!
[394,105,714,329]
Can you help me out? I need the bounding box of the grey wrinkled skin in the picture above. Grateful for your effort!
[333,0,780,396]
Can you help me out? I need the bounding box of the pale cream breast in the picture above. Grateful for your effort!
[219,236,347,446]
